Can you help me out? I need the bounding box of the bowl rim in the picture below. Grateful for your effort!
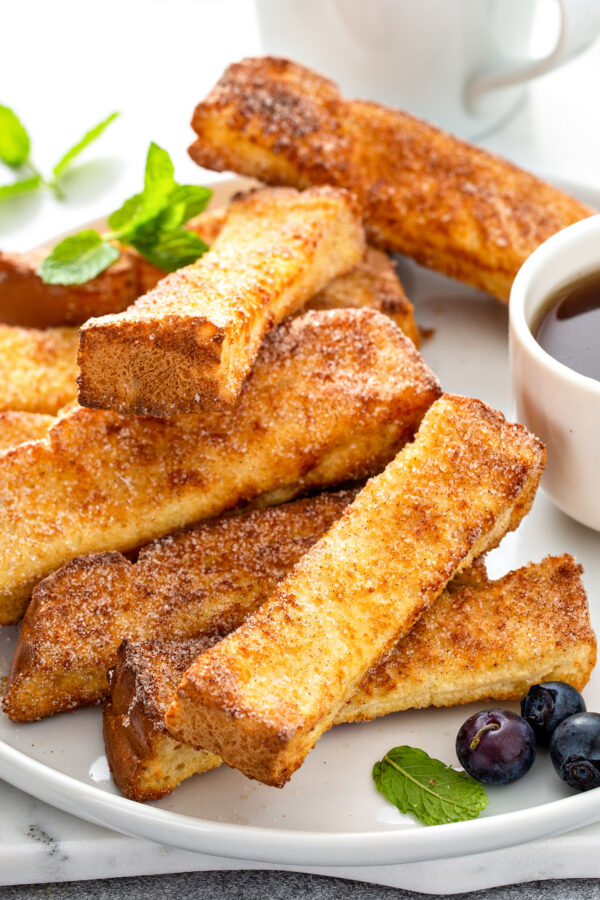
[509,213,600,396]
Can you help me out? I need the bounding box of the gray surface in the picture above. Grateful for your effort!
[2,873,600,899]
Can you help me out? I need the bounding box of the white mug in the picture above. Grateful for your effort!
[254,0,600,139]
[509,214,600,532]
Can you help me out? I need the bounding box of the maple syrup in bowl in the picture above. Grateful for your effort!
[509,214,600,531]
[534,274,600,383]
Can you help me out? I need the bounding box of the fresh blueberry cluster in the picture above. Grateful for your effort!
[455,682,600,791]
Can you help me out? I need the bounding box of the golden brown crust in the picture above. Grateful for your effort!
[0,201,418,346]
[0,247,139,328]
[306,247,418,345]
[0,210,227,330]
[0,411,57,453]
[77,186,366,415]
[165,393,545,787]
[189,57,594,301]
[0,324,78,414]
[104,637,223,801]
[0,256,417,420]
[105,555,595,801]
[342,554,596,720]
[0,308,440,626]
[3,490,357,721]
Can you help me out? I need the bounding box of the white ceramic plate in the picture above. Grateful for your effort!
[0,177,599,868]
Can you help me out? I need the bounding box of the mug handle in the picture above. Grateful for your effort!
[466,0,600,111]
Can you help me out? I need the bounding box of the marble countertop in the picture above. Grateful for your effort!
[1,2,600,895]
[4,774,600,894]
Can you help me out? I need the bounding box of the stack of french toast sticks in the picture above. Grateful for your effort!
[0,58,596,804]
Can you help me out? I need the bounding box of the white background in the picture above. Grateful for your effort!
[1,0,600,251]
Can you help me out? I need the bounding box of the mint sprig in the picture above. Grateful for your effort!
[40,142,211,286]
[0,174,43,200]
[0,105,118,200]
[39,231,120,286]
[0,105,31,168]
[51,111,120,186]
[372,746,488,826]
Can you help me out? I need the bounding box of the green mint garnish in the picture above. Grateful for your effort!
[0,105,118,200]
[0,105,31,168]
[39,231,120,285]
[51,111,120,185]
[0,174,43,200]
[40,142,212,285]
[372,745,488,827]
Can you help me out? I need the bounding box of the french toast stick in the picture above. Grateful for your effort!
[0,209,228,328]
[0,250,417,419]
[0,206,418,343]
[0,309,439,626]
[165,394,546,787]
[0,411,57,453]
[0,324,78,414]
[4,496,486,723]
[0,246,140,328]
[3,490,358,721]
[306,247,418,345]
[77,186,366,415]
[105,555,595,801]
[188,57,593,302]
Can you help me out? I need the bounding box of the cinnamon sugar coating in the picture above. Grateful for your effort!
[105,555,594,801]
[0,411,57,453]
[165,394,546,787]
[3,490,357,721]
[78,186,366,415]
[189,57,594,301]
[0,308,439,626]
[0,324,78,414]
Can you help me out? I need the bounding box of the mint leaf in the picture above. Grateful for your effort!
[131,229,208,272]
[107,192,142,231]
[167,184,212,225]
[40,141,213,285]
[111,143,176,240]
[0,174,42,200]
[143,141,175,197]
[372,746,488,826]
[39,231,119,285]
[0,105,31,168]
[52,111,119,181]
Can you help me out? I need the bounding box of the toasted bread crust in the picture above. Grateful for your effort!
[0,411,57,453]
[0,255,416,422]
[306,247,418,345]
[0,247,140,328]
[0,200,418,345]
[3,490,357,721]
[342,554,596,720]
[0,210,228,329]
[104,636,225,801]
[77,187,366,415]
[189,57,593,301]
[165,394,545,787]
[105,555,594,801]
[0,309,440,626]
[0,324,78,414]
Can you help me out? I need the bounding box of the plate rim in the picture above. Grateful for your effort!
[1,173,599,868]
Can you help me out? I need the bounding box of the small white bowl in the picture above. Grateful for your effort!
[509,214,600,531]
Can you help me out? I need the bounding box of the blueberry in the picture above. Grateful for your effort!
[456,709,536,785]
[549,712,600,791]
[521,682,586,746]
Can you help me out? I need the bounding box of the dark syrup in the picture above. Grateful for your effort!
[534,272,600,381]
